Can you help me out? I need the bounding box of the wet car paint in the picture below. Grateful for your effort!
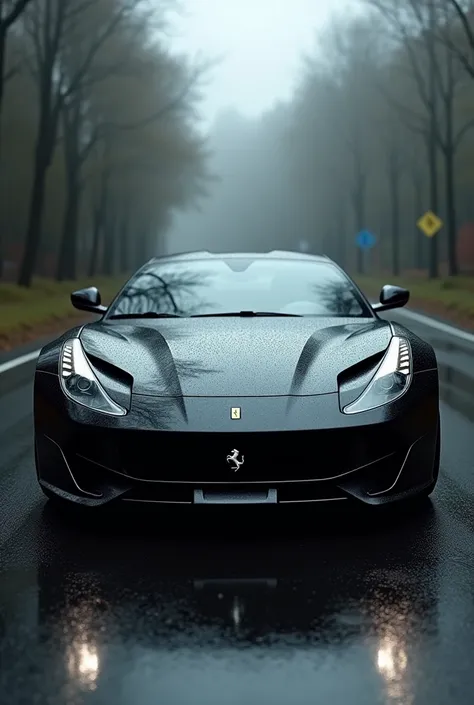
[0,309,474,705]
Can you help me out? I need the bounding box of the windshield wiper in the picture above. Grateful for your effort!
[108,312,182,319]
[191,311,302,317]
[109,310,303,319]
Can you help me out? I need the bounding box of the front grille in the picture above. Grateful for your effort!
[76,424,397,483]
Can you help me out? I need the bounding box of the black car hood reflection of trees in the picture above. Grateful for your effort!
[80,316,391,397]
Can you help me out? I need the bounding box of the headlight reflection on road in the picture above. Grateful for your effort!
[374,600,412,705]
[67,640,100,688]
[231,596,244,628]
[377,635,408,680]
[63,593,105,691]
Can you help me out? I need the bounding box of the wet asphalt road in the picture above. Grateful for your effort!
[1,311,474,705]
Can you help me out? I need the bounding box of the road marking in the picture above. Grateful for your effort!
[0,349,41,375]
[0,306,474,376]
[394,309,474,344]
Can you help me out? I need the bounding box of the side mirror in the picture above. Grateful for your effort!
[71,286,107,314]
[372,284,409,312]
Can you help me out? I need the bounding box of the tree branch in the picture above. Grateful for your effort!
[62,3,135,100]
[368,0,447,146]
[4,61,21,83]
[101,66,204,133]
[373,72,428,137]
[454,115,474,147]
[2,0,33,31]
[446,0,474,53]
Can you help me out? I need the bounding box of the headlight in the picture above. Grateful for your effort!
[343,336,412,414]
[59,339,126,416]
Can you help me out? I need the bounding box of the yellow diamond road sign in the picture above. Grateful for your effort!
[417,210,443,238]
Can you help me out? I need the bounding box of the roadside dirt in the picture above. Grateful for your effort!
[0,313,93,352]
[408,297,474,333]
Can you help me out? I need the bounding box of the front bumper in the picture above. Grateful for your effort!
[34,369,439,507]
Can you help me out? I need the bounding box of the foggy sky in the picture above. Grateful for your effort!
[172,0,337,123]
[168,0,342,253]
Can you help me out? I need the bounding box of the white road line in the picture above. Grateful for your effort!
[0,349,41,375]
[0,305,474,376]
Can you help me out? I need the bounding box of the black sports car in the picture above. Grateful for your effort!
[34,250,440,509]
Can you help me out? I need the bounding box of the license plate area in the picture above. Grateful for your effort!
[194,489,277,504]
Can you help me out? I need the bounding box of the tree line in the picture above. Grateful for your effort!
[250,0,474,279]
[0,0,211,287]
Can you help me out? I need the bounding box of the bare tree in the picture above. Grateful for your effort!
[0,0,32,117]
[367,0,474,276]
[0,1,210,284]
[0,1,33,277]
[440,0,474,78]
[316,17,379,274]
[366,0,442,278]
[17,0,149,287]
[57,54,207,281]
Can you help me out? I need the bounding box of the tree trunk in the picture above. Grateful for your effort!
[444,144,457,276]
[413,170,423,270]
[56,176,81,281]
[17,91,57,287]
[135,229,147,269]
[17,143,50,286]
[0,25,5,276]
[57,95,84,281]
[119,209,129,273]
[389,150,400,276]
[427,0,439,279]
[89,205,102,278]
[102,210,116,276]
[351,137,366,275]
[426,130,439,279]
[0,25,6,127]
[443,66,457,276]
[354,179,365,275]
[0,24,6,180]
[434,39,458,277]
[336,208,346,267]
[89,169,109,277]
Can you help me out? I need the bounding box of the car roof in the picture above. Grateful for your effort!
[147,250,333,264]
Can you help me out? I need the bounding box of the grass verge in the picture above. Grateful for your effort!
[356,275,474,331]
[0,276,126,351]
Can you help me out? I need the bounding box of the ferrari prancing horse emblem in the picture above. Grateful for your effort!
[231,407,241,419]
[227,449,244,472]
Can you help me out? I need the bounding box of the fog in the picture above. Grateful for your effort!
[167,0,474,279]
[171,0,337,123]
[169,105,300,253]
[168,0,337,254]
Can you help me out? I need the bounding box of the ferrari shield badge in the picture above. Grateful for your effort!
[231,407,241,419]
[227,449,244,472]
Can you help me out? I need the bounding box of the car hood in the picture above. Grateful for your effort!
[79,317,392,397]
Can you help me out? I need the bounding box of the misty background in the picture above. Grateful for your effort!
[2,0,474,288]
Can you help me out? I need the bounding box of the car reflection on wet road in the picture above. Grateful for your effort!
[0,501,448,705]
[1,310,474,705]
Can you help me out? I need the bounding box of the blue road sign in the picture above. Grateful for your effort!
[356,230,376,249]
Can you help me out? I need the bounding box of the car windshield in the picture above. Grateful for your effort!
[106,257,373,319]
